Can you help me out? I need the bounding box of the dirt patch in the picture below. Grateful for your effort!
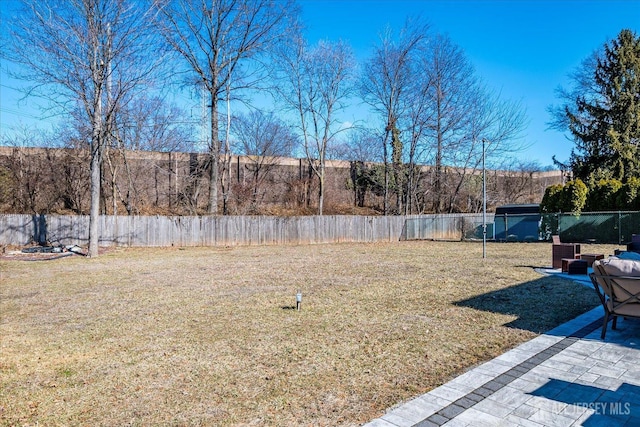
[0,245,117,261]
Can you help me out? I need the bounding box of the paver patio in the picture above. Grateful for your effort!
[365,271,640,427]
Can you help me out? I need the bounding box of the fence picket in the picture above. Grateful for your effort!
[1,213,490,248]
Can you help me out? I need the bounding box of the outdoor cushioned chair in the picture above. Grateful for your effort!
[552,235,581,269]
[590,258,640,339]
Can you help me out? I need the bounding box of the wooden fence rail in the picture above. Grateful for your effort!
[0,213,485,248]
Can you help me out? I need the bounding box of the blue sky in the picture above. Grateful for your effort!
[298,0,640,167]
[1,0,639,167]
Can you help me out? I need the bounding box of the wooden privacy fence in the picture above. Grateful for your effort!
[0,213,484,248]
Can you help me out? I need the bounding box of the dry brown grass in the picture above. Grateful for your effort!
[0,241,614,426]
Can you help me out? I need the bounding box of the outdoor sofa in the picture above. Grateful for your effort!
[590,253,640,339]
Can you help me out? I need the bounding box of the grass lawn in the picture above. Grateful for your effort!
[0,241,614,426]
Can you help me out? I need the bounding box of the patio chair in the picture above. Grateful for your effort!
[552,235,581,269]
[590,258,640,339]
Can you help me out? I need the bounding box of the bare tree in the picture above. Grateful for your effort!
[231,110,297,212]
[0,126,91,215]
[274,37,356,215]
[494,159,544,206]
[154,0,299,215]
[344,128,382,164]
[360,19,430,214]
[342,128,383,210]
[403,79,434,214]
[0,129,55,214]
[101,97,196,215]
[6,0,162,256]
[419,33,527,213]
[122,97,195,152]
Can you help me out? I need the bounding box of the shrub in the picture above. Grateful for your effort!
[563,179,588,215]
[540,184,564,213]
[587,179,623,211]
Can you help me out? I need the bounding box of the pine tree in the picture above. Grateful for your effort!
[566,29,640,183]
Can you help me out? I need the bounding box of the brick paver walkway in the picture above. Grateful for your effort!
[365,301,640,426]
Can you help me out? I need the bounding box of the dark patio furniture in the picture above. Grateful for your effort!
[581,253,605,267]
[562,258,588,275]
[628,234,640,253]
[552,235,581,269]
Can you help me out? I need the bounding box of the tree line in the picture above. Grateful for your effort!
[5,1,636,256]
[0,145,560,217]
[3,0,533,256]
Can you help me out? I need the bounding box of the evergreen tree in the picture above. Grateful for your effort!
[558,30,640,183]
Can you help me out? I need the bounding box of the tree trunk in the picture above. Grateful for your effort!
[88,68,104,258]
[88,131,102,258]
[382,130,389,216]
[434,89,443,213]
[318,162,325,215]
[208,92,219,215]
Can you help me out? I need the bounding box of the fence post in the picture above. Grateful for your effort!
[619,211,622,244]
[504,213,509,240]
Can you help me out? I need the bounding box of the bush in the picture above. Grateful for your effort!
[540,180,587,238]
[587,179,623,211]
[563,179,588,215]
[540,184,564,213]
